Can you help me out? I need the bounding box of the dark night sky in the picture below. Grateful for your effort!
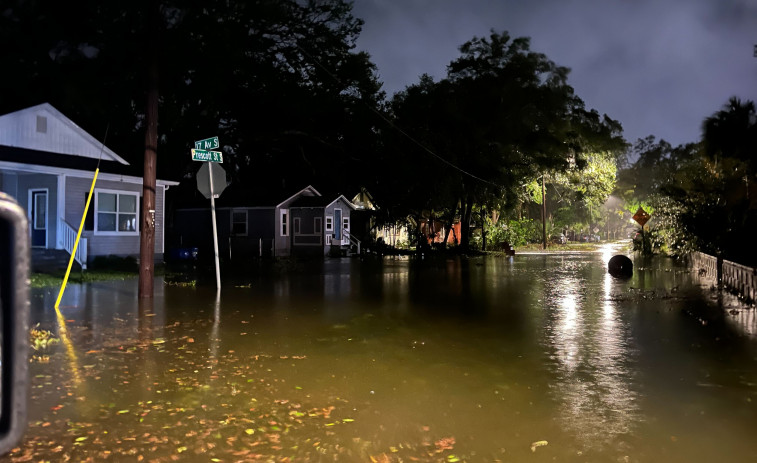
[352,0,757,147]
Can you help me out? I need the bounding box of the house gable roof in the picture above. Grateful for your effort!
[351,188,376,210]
[0,103,127,164]
[275,185,321,208]
[290,196,331,208]
[326,195,357,210]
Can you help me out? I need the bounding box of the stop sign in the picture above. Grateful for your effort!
[196,162,228,199]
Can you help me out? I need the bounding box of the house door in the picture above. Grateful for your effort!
[30,189,48,248]
[334,209,342,241]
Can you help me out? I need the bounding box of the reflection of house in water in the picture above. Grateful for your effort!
[34,279,168,352]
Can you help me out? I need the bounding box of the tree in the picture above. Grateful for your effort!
[620,98,757,263]
[0,0,384,195]
[697,97,757,262]
[702,97,757,173]
[382,31,624,250]
[548,151,619,233]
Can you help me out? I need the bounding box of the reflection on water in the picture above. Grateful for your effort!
[729,309,757,336]
[13,249,757,462]
[543,245,640,454]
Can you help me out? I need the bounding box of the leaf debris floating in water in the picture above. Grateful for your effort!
[531,440,548,452]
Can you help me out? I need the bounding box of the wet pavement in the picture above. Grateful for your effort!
[9,243,757,462]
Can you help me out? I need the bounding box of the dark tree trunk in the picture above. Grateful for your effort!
[460,196,473,250]
[413,213,426,253]
[441,200,459,247]
[481,206,487,251]
[541,175,547,250]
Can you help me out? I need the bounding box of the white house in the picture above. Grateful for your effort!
[0,103,179,268]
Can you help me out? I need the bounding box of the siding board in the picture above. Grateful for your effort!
[65,177,165,258]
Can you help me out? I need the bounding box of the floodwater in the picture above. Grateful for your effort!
[10,243,757,462]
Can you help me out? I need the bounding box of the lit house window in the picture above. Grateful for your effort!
[231,210,247,235]
[95,190,138,234]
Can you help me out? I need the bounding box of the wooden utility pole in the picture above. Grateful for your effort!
[139,0,160,298]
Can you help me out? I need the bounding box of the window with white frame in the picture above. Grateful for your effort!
[280,209,289,236]
[95,189,139,234]
[231,210,247,235]
[343,217,350,230]
[326,215,333,232]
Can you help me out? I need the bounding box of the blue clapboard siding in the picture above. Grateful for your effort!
[65,176,166,258]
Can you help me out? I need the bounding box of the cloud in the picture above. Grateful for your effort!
[352,0,757,146]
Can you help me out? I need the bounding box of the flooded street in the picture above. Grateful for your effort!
[11,243,757,462]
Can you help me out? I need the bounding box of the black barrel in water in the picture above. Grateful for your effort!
[608,255,633,278]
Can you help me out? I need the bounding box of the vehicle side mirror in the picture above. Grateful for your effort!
[0,193,29,454]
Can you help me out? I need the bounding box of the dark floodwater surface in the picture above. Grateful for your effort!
[11,244,757,462]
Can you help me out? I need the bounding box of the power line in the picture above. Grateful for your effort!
[295,44,501,188]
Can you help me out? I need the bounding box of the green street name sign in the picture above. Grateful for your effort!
[194,136,219,150]
[191,149,223,163]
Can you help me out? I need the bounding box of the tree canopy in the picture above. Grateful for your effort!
[375,31,625,248]
[0,0,384,196]
[3,8,637,251]
[618,98,757,263]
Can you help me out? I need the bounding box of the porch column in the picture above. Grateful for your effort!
[57,174,66,249]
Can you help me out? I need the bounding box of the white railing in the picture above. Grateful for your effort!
[723,259,757,303]
[343,228,361,255]
[59,218,88,269]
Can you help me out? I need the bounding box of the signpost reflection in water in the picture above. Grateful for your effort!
[15,246,757,462]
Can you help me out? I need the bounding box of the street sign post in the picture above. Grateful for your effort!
[632,207,652,254]
[191,149,223,163]
[194,136,219,150]
[192,136,224,290]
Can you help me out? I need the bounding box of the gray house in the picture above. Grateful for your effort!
[323,194,358,251]
[174,185,359,259]
[0,103,179,268]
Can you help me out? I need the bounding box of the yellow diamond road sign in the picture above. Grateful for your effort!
[632,207,650,227]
